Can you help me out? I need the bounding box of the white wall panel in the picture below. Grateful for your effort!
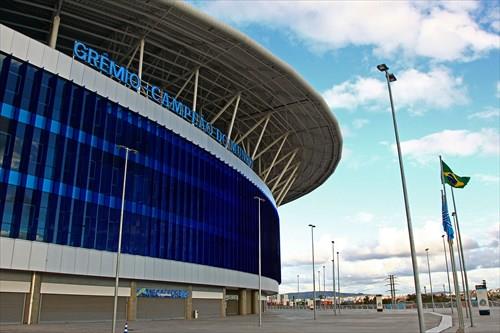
[10,31,29,61]
[87,250,102,276]
[46,244,62,272]
[120,254,134,278]
[56,54,72,78]
[26,39,44,68]
[41,47,58,73]
[0,24,15,53]
[1,238,279,292]
[74,248,90,275]
[60,246,76,274]
[69,59,85,86]
[144,257,155,280]
[29,241,48,271]
[134,256,145,279]
[94,72,107,96]
[11,239,31,270]
[0,237,14,268]
[100,252,114,277]
[81,66,97,92]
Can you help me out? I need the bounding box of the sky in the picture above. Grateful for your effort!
[192,0,500,296]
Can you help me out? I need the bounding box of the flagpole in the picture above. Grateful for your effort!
[452,213,467,317]
[451,187,474,327]
[442,235,453,314]
[439,156,465,332]
[447,235,465,333]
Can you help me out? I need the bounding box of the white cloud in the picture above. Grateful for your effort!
[352,118,370,129]
[279,218,499,294]
[468,106,500,119]
[355,212,375,224]
[473,174,500,184]
[398,128,499,163]
[198,1,499,62]
[322,67,467,113]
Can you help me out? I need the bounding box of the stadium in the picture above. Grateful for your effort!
[0,0,342,324]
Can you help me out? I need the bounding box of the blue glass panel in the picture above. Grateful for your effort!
[0,52,281,283]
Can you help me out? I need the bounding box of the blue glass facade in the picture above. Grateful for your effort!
[0,53,281,283]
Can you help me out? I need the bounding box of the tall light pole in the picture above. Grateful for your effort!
[377,63,425,333]
[318,270,321,296]
[254,196,265,328]
[442,235,453,314]
[331,241,336,315]
[112,145,137,333]
[297,274,300,293]
[337,251,340,314]
[322,265,326,301]
[308,224,316,320]
[425,248,435,311]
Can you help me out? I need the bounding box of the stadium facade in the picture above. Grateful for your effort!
[0,0,342,324]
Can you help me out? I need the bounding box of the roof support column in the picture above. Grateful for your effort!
[236,116,268,145]
[263,135,288,182]
[251,116,271,160]
[210,95,237,124]
[175,72,195,99]
[271,150,297,192]
[48,0,63,48]
[137,38,145,81]
[254,132,289,160]
[275,164,299,203]
[193,67,199,112]
[226,93,241,148]
[277,174,298,206]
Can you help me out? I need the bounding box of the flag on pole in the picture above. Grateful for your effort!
[441,191,454,240]
[441,160,470,188]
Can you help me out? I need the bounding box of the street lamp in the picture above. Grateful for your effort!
[442,235,453,314]
[337,251,340,314]
[425,248,435,311]
[112,145,137,333]
[377,63,425,333]
[331,241,336,315]
[322,265,326,302]
[308,224,316,320]
[254,196,265,328]
[297,274,300,293]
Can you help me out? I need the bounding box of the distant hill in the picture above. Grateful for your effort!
[281,291,366,299]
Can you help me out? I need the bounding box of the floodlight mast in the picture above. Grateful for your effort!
[377,63,425,333]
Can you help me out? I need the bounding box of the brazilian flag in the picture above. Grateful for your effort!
[441,161,470,188]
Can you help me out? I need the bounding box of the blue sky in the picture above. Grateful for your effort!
[193,1,500,295]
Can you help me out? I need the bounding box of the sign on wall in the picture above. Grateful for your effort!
[73,41,253,168]
[136,288,189,299]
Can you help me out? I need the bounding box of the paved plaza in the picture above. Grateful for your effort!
[0,309,439,333]
[1,308,498,333]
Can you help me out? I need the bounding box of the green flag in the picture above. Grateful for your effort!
[441,160,470,188]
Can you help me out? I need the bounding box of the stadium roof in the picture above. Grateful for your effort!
[0,0,342,205]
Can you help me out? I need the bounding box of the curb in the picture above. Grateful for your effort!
[426,312,453,333]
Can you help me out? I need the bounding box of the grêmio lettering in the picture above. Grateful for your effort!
[73,41,253,168]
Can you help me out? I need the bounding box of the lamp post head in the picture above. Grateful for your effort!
[377,64,389,72]
[442,234,445,238]
[308,224,316,228]
[254,196,265,202]
[332,240,334,244]
[388,73,397,82]
[425,248,429,252]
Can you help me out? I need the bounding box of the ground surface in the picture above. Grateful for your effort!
[0,308,497,333]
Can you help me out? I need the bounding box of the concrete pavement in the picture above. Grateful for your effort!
[1,309,443,333]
